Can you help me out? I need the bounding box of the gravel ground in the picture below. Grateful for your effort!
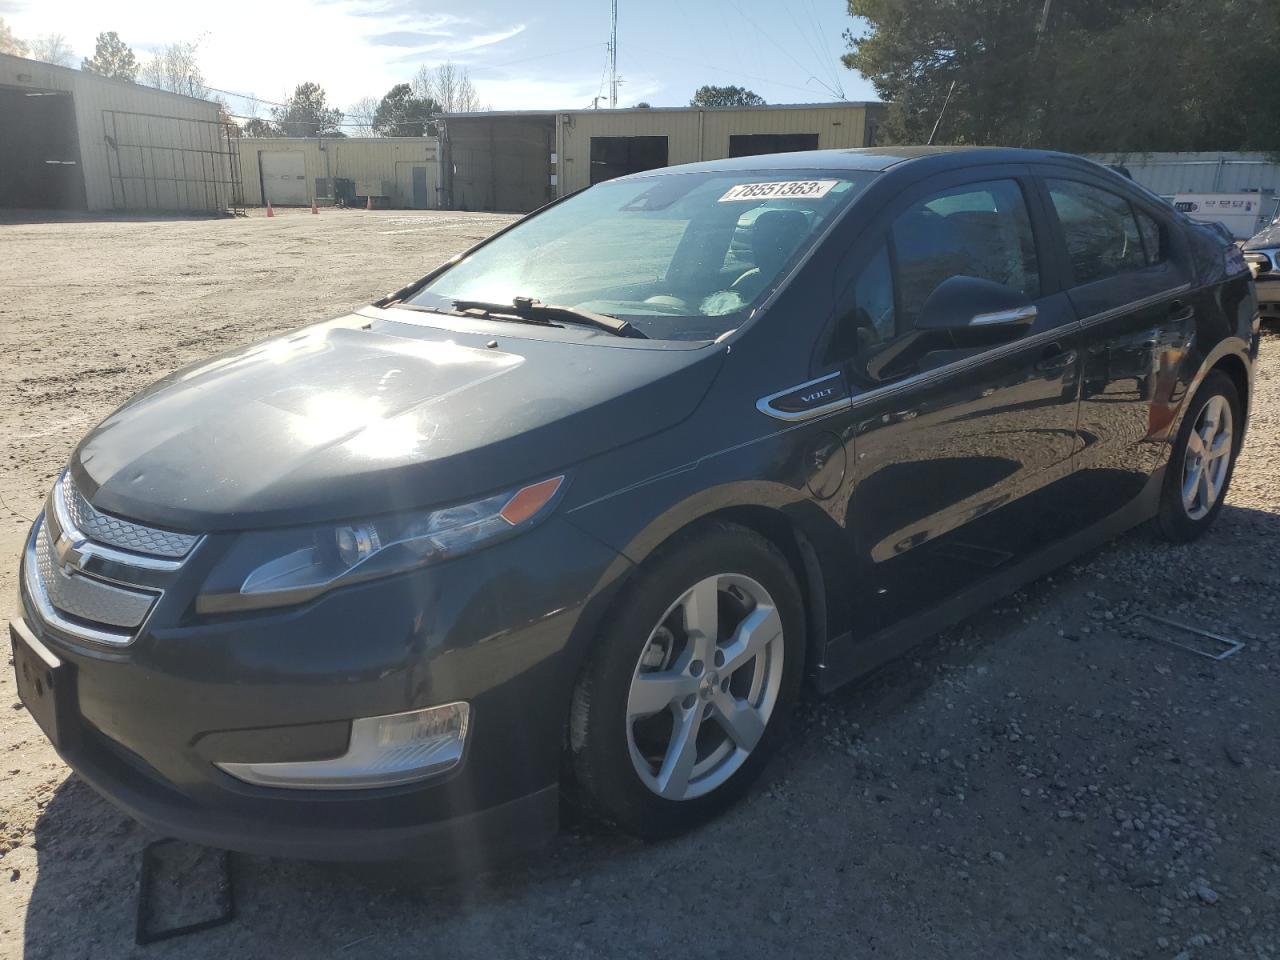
[1,209,1277,960]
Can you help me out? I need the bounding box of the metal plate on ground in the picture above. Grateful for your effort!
[1123,613,1245,661]
[136,840,235,946]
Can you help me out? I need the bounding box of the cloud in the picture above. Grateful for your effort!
[323,0,458,19]
[367,29,453,46]
[384,24,525,63]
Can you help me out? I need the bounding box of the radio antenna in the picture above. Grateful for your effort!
[608,0,619,108]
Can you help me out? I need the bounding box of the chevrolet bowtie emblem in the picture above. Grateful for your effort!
[54,531,89,575]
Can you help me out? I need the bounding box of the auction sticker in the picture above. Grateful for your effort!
[718,179,838,202]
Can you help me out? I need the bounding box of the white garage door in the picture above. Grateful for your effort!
[259,151,308,206]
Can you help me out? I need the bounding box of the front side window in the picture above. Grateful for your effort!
[1135,208,1166,266]
[409,170,876,342]
[1047,179,1149,284]
[851,243,896,351]
[892,179,1041,331]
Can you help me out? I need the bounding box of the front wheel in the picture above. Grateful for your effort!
[1154,370,1242,542]
[567,523,804,839]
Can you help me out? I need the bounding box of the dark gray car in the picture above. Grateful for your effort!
[11,147,1258,862]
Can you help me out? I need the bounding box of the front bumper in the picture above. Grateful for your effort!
[1253,274,1280,305]
[13,514,628,862]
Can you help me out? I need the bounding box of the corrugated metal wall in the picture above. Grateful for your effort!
[1088,152,1280,199]
[0,53,228,212]
[445,117,555,213]
[557,103,877,195]
[236,138,439,208]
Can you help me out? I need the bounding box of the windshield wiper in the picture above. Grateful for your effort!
[451,296,647,339]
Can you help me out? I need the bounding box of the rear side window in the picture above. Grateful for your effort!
[892,179,1040,330]
[1047,179,1150,284]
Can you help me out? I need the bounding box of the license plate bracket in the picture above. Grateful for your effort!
[11,623,79,752]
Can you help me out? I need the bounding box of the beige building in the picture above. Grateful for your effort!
[442,101,886,212]
[236,137,440,208]
[0,52,237,213]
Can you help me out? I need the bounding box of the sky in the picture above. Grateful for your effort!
[0,0,878,124]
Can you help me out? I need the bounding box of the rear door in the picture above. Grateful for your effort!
[829,167,1085,637]
[1034,171,1195,522]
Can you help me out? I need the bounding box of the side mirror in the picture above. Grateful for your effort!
[918,275,1036,336]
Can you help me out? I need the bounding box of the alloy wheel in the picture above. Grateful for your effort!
[625,573,785,801]
[1181,393,1233,521]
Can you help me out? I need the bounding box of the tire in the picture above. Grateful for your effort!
[567,522,805,839]
[1154,370,1242,543]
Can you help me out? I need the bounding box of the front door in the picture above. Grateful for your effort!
[834,172,1084,637]
[412,166,429,209]
[1036,174,1195,523]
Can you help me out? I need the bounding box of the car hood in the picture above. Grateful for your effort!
[73,311,724,532]
[1244,222,1280,250]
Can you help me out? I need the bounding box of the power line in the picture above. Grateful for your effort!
[627,42,846,99]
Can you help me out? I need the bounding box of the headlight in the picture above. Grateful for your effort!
[198,476,564,613]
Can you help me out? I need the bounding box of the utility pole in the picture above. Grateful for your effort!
[608,0,619,108]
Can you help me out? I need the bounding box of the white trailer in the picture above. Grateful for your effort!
[1172,193,1272,240]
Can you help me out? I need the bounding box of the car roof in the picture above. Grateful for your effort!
[619,146,1101,180]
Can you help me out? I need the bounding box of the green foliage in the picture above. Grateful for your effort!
[372,83,439,137]
[272,81,344,137]
[690,85,766,108]
[844,0,1280,152]
[81,31,138,81]
[241,117,277,138]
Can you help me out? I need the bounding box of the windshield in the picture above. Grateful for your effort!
[407,169,877,341]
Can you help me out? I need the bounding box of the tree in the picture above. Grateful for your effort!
[241,117,277,138]
[141,41,210,99]
[635,101,652,108]
[412,61,482,113]
[348,95,379,136]
[842,0,1280,153]
[272,81,344,137]
[372,83,439,137]
[29,33,74,67]
[0,17,27,57]
[81,31,138,81]
[690,85,765,108]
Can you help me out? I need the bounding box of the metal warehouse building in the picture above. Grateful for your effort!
[441,101,887,212]
[0,52,239,213]
[237,137,439,209]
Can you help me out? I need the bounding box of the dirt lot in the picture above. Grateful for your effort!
[1,209,1277,960]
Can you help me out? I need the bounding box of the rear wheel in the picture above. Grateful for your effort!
[568,523,804,838]
[1155,371,1242,542]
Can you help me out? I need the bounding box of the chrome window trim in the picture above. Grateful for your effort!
[23,516,139,647]
[1078,283,1192,329]
[847,324,1077,412]
[755,372,850,422]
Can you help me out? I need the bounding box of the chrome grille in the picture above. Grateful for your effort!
[28,517,157,636]
[59,472,197,558]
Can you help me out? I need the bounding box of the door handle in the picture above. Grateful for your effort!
[1036,342,1077,372]
[1168,300,1195,323]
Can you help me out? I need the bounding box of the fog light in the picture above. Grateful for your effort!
[216,702,469,790]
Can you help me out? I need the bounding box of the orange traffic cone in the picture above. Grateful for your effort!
[366,195,373,211]
[311,198,318,215]
[266,201,274,218]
